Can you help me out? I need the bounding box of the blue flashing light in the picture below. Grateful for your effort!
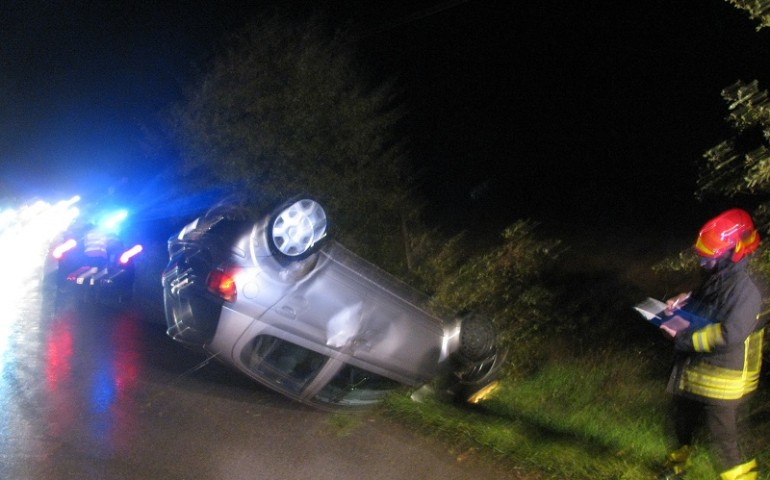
[99,209,128,231]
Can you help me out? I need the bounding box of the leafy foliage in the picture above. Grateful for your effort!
[698,80,770,203]
[695,9,770,283]
[651,250,699,279]
[725,0,770,30]
[169,14,415,268]
[407,221,562,375]
[696,4,770,235]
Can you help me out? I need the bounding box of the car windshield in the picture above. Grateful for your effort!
[313,363,402,407]
[240,335,327,395]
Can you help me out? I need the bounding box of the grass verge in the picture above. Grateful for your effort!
[382,348,770,479]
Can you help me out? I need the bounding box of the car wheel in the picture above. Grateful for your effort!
[269,198,328,259]
[458,313,497,362]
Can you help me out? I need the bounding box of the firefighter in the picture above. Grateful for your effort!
[660,208,764,480]
[83,223,121,267]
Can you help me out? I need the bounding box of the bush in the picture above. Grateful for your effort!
[407,220,562,378]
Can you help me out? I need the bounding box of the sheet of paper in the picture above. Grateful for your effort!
[633,297,668,321]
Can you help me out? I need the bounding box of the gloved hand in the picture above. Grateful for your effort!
[664,292,690,316]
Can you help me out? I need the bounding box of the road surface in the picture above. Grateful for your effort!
[0,201,524,480]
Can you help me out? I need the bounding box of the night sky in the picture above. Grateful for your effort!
[2,1,770,237]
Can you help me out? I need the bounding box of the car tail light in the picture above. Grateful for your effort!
[52,239,77,259]
[119,244,143,265]
[207,270,236,302]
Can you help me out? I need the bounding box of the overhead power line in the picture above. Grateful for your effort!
[352,0,472,41]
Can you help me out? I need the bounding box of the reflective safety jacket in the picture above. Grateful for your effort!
[84,229,119,259]
[667,258,765,404]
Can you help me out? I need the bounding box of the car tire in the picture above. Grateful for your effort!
[458,313,497,363]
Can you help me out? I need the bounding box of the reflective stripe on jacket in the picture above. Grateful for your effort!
[678,328,763,400]
[84,230,109,257]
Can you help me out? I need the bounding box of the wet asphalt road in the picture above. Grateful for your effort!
[0,207,521,480]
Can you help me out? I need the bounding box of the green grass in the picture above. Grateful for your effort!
[382,348,770,479]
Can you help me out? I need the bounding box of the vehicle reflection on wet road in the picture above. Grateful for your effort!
[0,200,520,480]
[41,306,143,457]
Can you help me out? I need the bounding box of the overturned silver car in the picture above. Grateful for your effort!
[161,197,502,408]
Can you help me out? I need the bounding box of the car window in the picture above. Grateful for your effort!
[240,335,327,395]
[313,363,402,407]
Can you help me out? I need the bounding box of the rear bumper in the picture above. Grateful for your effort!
[162,258,223,349]
[56,263,136,303]
[64,265,134,288]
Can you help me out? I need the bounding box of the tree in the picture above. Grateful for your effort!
[725,0,770,29]
[697,80,770,206]
[697,2,770,226]
[170,14,416,269]
[695,2,770,285]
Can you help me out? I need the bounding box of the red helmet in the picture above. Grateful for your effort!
[694,208,760,262]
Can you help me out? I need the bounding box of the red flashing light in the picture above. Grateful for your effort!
[119,244,143,265]
[207,270,236,302]
[52,239,77,259]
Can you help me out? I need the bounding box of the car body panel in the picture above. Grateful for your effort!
[218,243,455,384]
